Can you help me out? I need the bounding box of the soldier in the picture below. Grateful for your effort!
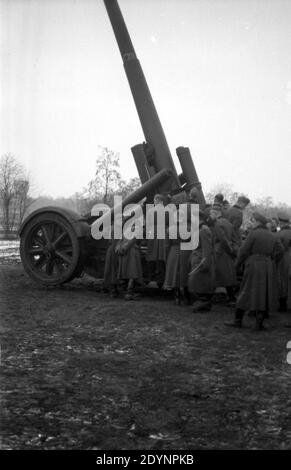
[225,195,250,247]
[163,207,192,305]
[187,186,200,205]
[116,223,143,300]
[277,211,291,312]
[103,235,120,297]
[225,212,284,331]
[188,210,215,312]
[210,202,237,302]
[214,193,224,205]
[146,194,167,287]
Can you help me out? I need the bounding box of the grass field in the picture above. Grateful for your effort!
[1,261,291,450]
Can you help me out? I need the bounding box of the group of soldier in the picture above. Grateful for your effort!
[103,186,291,331]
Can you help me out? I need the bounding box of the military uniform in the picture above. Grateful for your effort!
[146,238,166,263]
[225,204,243,248]
[188,221,215,310]
[213,216,237,288]
[277,221,291,311]
[163,240,191,291]
[117,237,143,299]
[163,221,192,304]
[103,238,119,294]
[146,203,167,285]
[228,215,284,329]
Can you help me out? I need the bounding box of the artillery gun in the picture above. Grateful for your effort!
[19,0,205,286]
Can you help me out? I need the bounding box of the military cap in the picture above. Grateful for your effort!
[214,193,224,203]
[237,195,250,205]
[278,211,290,223]
[189,186,199,200]
[252,211,268,226]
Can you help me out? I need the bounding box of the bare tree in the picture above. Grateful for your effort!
[118,177,140,199]
[0,154,30,236]
[85,146,121,204]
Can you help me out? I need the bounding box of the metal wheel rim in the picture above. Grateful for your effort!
[22,218,78,284]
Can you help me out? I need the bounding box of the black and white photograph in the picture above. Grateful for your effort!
[1,0,291,456]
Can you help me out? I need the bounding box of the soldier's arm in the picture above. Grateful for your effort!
[236,231,254,268]
[230,226,239,257]
[215,224,234,257]
[231,212,243,231]
[273,238,284,263]
[200,226,213,271]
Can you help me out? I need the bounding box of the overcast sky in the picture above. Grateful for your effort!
[1,0,291,203]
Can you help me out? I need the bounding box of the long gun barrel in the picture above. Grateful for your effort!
[91,168,172,239]
[104,0,205,206]
[176,147,206,205]
[103,0,180,192]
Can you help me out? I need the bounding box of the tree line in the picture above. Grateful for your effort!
[0,147,140,237]
[0,154,31,237]
[1,147,290,238]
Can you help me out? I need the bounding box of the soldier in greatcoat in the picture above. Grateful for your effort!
[188,210,215,312]
[146,194,167,287]
[116,223,143,300]
[163,207,192,305]
[225,195,250,248]
[214,193,224,205]
[210,202,237,302]
[103,237,120,297]
[276,211,291,312]
[226,212,284,331]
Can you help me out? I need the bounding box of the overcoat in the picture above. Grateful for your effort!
[146,206,167,262]
[213,217,237,287]
[225,204,243,247]
[277,226,291,306]
[146,206,170,262]
[117,237,143,283]
[146,239,166,263]
[236,226,283,311]
[163,218,192,290]
[188,223,215,295]
[163,240,191,289]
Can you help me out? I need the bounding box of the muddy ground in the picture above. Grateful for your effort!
[1,258,291,449]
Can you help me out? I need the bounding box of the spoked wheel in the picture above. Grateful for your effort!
[20,213,82,286]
